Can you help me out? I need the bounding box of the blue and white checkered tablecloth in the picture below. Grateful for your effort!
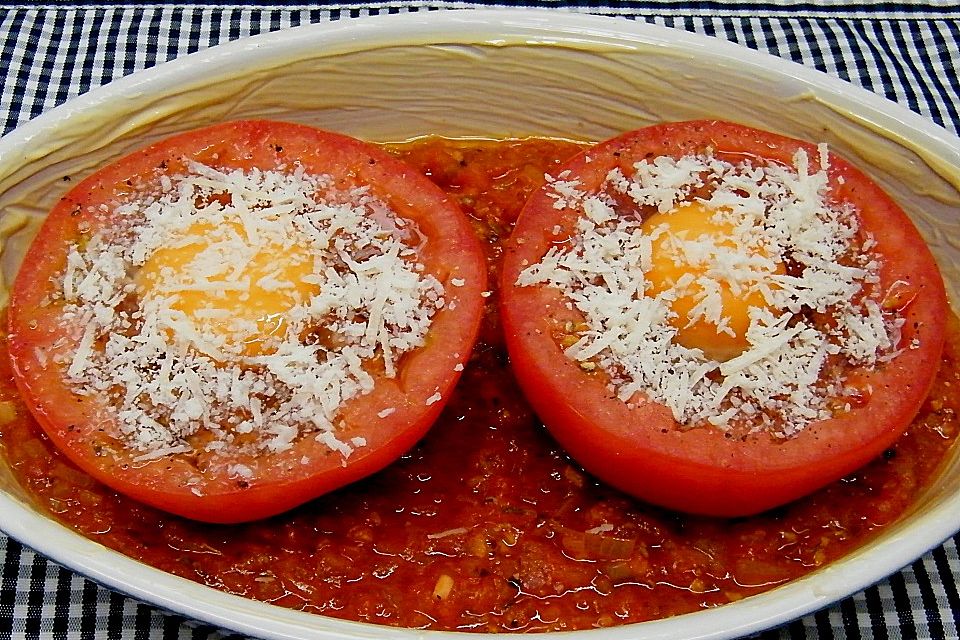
[1,2,959,639]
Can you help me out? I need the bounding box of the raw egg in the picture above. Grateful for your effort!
[641,202,784,361]
[135,220,318,357]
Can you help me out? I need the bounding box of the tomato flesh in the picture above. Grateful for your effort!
[7,120,487,523]
[500,120,949,516]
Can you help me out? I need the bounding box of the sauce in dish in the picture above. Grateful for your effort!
[0,133,958,632]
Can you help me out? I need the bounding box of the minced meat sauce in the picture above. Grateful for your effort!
[0,137,957,632]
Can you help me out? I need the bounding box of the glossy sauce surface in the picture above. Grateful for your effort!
[0,137,958,632]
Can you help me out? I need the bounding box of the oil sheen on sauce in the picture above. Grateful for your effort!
[0,137,958,632]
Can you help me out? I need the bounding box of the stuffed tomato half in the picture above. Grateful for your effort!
[500,120,947,517]
[8,120,487,523]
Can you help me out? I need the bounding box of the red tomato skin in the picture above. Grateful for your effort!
[8,120,487,523]
[500,120,948,517]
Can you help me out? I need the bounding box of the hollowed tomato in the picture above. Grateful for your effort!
[8,120,486,523]
[500,120,948,517]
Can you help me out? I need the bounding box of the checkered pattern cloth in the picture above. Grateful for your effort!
[1,2,959,639]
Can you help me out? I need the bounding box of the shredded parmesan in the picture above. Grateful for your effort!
[519,149,902,437]
[56,162,444,465]
[427,527,468,539]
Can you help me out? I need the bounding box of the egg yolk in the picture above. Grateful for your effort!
[641,202,784,362]
[135,221,319,357]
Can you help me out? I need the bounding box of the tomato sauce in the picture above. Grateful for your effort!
[0,137,958,632]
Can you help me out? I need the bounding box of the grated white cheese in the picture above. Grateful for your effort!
[427,527,469,539]
[57,162,444,464]
[585,523,615,534]
[519,149,902,437]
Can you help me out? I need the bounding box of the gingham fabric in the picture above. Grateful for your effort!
[1,2,959,639]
